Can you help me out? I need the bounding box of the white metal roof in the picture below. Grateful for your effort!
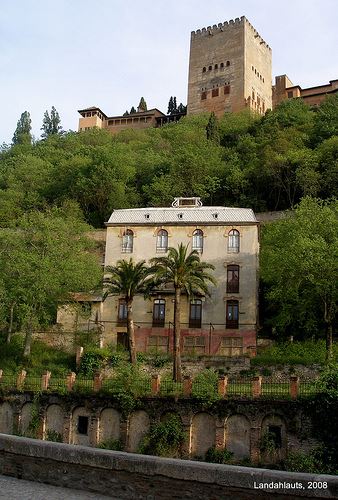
[106,206,257,225]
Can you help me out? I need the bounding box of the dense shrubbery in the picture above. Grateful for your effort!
[252,340,338,366]
[205,447,234,464]
[138,414,185,457]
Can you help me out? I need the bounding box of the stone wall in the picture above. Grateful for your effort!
[0,393,319,464]
[0,434,337,499]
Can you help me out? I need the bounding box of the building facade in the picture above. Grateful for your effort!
[187,16,272,117]
[273,75,338,108]
[100,197,259,356]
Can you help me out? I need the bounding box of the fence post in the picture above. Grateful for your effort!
[16,369,26,390]
[76,346,84,368]
[218,375,228,398]
[183,376,192,397]
[41,370,51,391]
[151,374,160,396]
[252,376,262,398]
[290,376,299,399]
[93,371,103,392]
[66,372,76,392]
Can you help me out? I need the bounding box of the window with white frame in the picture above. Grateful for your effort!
[228,229,240,253]
[192,229,203,252]
[156,229,168,252]
[121,229,133,253]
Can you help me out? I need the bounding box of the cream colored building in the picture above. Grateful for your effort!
[101,197,259,356]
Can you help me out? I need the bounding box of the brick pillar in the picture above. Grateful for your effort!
[183,376,192,397]
[93,371,103,392]
[151,375,160,396]
[250,427,261,464]
[252,376,262,398]
[66,372,76,392]
[41,370,51,391]
[16,369,26,390]
[290,376,299,400]
[218,376,228,398]
[76,346,83,368]
[215,417,226,450]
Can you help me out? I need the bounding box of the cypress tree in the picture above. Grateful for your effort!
[12,111,32,145]
[206,112,220,143]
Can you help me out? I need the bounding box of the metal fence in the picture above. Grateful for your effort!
[0,375,17,391]
[227,379,252,397]
[159,379,183,397]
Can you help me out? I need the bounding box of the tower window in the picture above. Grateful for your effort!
[201,91,207,100]
[202,67,206,72]
[224,85,230,95]
[208,65,212,71]
[220,62,224,68]
[212,88,219,97]
[226,60,230,67]
[214,64,218,70]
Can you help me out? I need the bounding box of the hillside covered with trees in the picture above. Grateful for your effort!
[1,96,337,229]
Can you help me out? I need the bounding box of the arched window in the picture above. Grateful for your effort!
[153,299,165,327]
[214,64,218,70]
[189,299,202,328]
[192,229,203,252]
[220,62,224,68]
[156,229,168,252]
[227,265,239,293]
[202,67,206,73]
[122,229,133,253]
[226,60,230,67]
[228,229,240,253]
[208,65,212,71]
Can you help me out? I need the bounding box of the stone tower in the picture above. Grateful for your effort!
[187,16,272,117]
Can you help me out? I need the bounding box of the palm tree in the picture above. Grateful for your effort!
[151,244,216,382]
[103,259,156,364]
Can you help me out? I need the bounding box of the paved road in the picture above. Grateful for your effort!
[0,475,118,499]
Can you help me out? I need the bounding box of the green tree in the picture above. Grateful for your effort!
[41,106,63,138]
[123,110,129,116]
[12,111,32,145]
[261,197,338,359]
[151,244,216,381]
[0,208,102,356]
[312,94,338,144]
[138,97,147,112]
[130,106,137,114]
[167,96,178,115]
[206,112,220,143]
[103,259,157,364]
[177,103,187,114]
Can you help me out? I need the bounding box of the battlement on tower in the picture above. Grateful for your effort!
[191,16,271,51]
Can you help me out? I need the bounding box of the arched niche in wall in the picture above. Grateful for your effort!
[45,404,64,441]
[127,410,150,453]
[191,412,216,458]
[226,414,250,459]
[99,408,121,445]
[261,414,287,463]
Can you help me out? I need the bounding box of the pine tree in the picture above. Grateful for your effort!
[173,97,177,113]
[41,106,62,138]
[130,106,137,114]
[123,110,129,116]
[206,112,220,143]
[177,103,187,114]
[167,97,174,114]
[138,97,147,112]
[12,111,32,145]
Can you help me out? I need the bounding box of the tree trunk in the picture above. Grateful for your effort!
[173,287,182,382]
[23,324,33,357]
[325,322,333,362]
[127,299,137,365]
[7,302,15,344]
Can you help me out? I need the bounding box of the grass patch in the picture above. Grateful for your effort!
[0,333,74,376]
[252,340,338,366]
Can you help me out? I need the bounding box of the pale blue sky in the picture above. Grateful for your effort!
[1,0,337,143]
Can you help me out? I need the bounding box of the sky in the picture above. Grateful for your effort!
[1,0,337,143]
